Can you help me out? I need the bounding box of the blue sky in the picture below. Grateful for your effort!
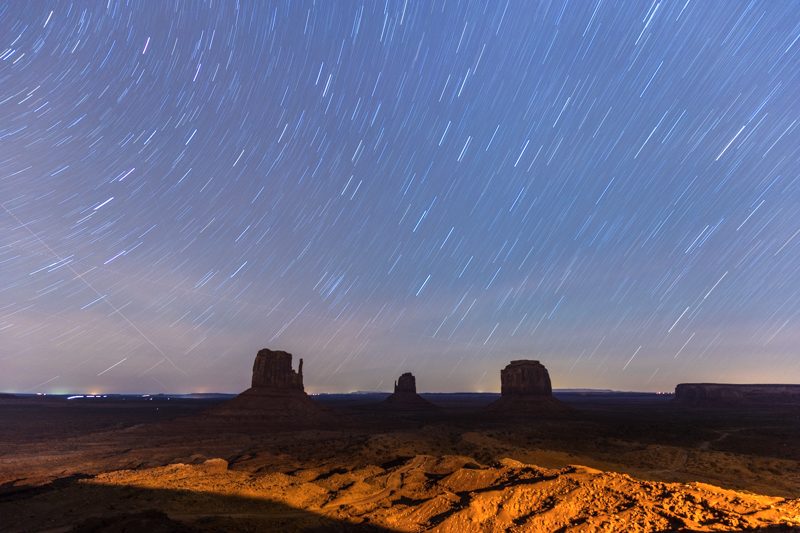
[2,1,799,393]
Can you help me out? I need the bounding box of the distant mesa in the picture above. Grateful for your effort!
[395,372,417,394]
[251,349,304,391]
[675,383,800,407]
[382,372,436,410]
[212,348,330,424]
[489,360,568,413]
[501,360,553,397]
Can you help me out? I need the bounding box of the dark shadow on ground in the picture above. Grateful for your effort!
[2,394,799,503]
[0,476,395,533]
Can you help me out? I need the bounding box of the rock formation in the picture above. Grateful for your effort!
[489,360,567,413]
[675,383,800,407]
[394,372,417,394]
[250,349,304,390]
[13,455,800,532]
[211,348,330,425]
[501,360,552,396]
[382,372,436,410]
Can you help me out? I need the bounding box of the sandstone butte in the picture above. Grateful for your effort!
[488,359,570,413]
[210,348,330,424]
[382,372,436,410]
[2,350,800,531]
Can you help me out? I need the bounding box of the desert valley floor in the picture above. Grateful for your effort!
[1,392,799,532]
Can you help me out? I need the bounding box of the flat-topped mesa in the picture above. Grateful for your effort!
[251,348,303,391]
[489,360,567,413]
[501,360,552,397]
[383,372,435,410]
[394,372,416,394]
[675,383,800,407]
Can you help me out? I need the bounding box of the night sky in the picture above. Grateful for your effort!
[2,1,800,394]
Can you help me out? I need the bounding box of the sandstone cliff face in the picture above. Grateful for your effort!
[490,360,567,413]
[394,372,416,394]
[500,360,552,397]
[251,349,303,390]
[675,383,800,406]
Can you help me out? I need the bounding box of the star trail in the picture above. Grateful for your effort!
[2,1,800,394]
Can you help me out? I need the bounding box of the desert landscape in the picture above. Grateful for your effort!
[2,350,799,532]
[5,1,800,531]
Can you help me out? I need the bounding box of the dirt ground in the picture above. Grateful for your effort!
[1,392,799,531]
